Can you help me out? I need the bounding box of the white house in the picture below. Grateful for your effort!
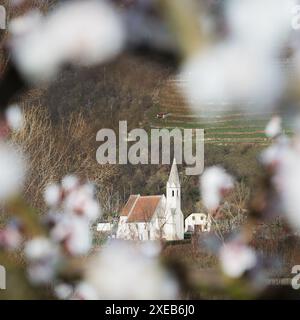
[116,159,184,241]
[185,213,211,233]
[97,223,114,233]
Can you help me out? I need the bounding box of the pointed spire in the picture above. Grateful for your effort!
[168,158,180,186]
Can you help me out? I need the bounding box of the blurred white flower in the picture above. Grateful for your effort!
[51,215,92,256]
[24,237,60,284]
[140,241,161,258]
[10,0,125,83]
[46,176,102,222]
[179,42,283,112]
[219,241,257,278]
[5,104,24,131]
[61,175,79,193]
[43,176,101,256]
[273,144,300,230]
[260,135,290,168]
[64,186,101,222]
[200,166,234,211]
[80,182,96,197]
[84,241,178,300]
[44,183,62,207]
[25,237,58,261]
[0,143,26,201]
[265,116,282,139]
[71,282,98,300]
[26,263,56,285]
[226,0,295,53]
[8,10,43,37]
[54,283,73,300]
[0,221,22,250]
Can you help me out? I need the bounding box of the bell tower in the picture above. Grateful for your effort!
[166,158,181,210]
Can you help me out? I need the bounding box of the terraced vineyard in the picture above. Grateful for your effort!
[148,79,293,146]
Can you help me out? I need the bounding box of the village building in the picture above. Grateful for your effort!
[96,222,114,233]
[185,213,211,233]
[116,159,184,241]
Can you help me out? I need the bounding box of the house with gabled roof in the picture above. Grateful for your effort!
[116,159,184,241]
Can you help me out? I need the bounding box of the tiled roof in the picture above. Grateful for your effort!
[120,195,139,216]
[126,195,163,223]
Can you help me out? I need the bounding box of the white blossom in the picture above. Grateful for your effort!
[0,143,26,201]
[24,237,58,261]
[26,263,56,285]
[43,176,101,256]
[265,116,282,139]
[200,166,234,211]
[8,10,42,37]
[71,282,98,300]
[43,183,61,207]
[260,136,290,168]
[63,186,101,222]
[84,241,178,300]
[179,42,283,112]
[10,0,125,83]
[24,237,60,284]
[61,175,79,193]
[51,215,92,256]
[0,221,22,250]
[54,283,73,300]
[225,0,296,54]
[219,241,257,278]
[273,143,300,230]
[140,241,161,258]
[5,104,24,131]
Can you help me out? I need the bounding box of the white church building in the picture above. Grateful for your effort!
[116,159,184,241]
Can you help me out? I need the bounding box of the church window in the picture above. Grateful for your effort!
[172,190,174,197]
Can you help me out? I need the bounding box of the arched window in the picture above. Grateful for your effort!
[172,190,174,197]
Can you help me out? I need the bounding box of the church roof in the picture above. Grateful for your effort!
[168,158,180,186]
[120,195,139,216]
[121,195,163,223]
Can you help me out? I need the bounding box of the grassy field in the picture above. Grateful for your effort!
[147,79,293,146]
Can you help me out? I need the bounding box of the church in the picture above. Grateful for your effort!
[116,159,184,241]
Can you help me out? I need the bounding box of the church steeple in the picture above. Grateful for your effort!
[167,158,180,187]
[166,158,181,210]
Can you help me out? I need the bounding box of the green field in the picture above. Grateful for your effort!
[147,80,293,145]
